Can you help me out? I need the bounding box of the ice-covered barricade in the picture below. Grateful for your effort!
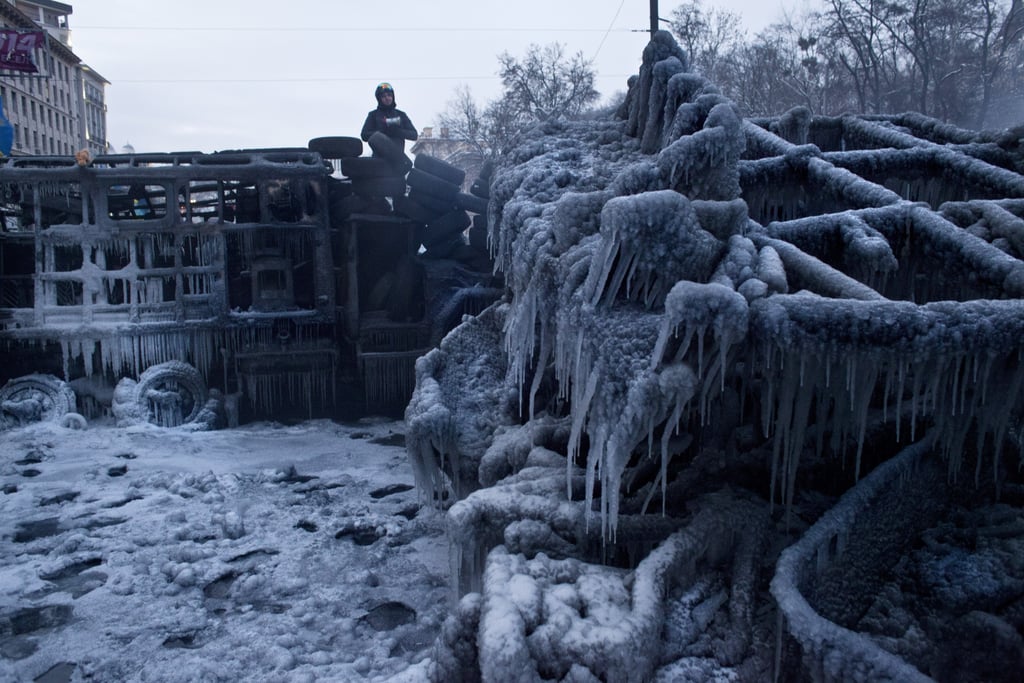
[406,30,1024,682]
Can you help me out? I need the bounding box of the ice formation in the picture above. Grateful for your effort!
[405,30,1024,683]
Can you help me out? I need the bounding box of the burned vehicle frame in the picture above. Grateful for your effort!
[0,148,463,427]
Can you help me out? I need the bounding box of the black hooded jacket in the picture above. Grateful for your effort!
[360,86,417,151]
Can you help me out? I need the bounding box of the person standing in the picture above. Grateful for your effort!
[360,82,417,152]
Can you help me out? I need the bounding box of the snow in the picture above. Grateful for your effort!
[0,417,449,682]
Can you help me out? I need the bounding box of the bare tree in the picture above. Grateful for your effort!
[666,0,745,82]
[437,43,600,163]
[816,0,1022,124]
[437,85,493,162]
[977,0,1024,126]
[495,43,599,121]
[821,0,904,114]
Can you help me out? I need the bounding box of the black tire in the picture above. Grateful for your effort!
[413,222,428,249]
[393,195,441,223]
[468,224,488,251]
[423,210,471,247]
[451,244,492,271]
[408,189,456,214]
[422,234,465,260]
[413,154,466,187]
[134,361,208,427]
[368,133,413,176]
[407,168,460,202]
[327,177,353,202]
[455,191,489,214]
[331,194,370,223]
[340,156,394,179]
[360,197,394,216]
[390,155,413,176]
[353,175,407,198]
[308,136,364,159]
[0,374,76,427]
[469,178,490,199]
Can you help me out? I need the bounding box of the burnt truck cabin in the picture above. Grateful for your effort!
[0,149,452,423]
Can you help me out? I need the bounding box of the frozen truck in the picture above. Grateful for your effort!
[0,137,498,429]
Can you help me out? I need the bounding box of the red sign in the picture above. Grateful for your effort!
[0,30,45,73]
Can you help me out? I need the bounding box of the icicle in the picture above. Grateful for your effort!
[584,423,607,534]
[566,364,600,499]
[602,246,633,307]
[527,323,551,420]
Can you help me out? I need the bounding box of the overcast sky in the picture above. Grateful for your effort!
[67,1,790,154]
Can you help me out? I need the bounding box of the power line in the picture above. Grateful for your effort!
[591,0,628,62]
[108,74,636,84]
[73,25,634,33]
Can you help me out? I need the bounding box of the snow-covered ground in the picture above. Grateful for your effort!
[0,418,448,683]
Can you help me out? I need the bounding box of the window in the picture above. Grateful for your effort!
[107,184,169,221]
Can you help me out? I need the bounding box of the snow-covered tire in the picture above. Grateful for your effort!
[0,374,77,426]
[308,136,363,159]
[413,154,466,187]
[59,412,87,430]
[132,361,208,427]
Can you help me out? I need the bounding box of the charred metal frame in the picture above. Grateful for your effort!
[0,150,346,416]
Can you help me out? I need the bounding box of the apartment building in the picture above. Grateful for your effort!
[0,0,108,157]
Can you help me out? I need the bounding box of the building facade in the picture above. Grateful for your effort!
[0,0,108,157]
[410,126,485,191]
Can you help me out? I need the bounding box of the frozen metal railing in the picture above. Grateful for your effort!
[770,432,938,683]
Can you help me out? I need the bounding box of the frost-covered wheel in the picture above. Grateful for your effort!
[133,361,207,427]
[0,374,77,427]
[308,136,363,159]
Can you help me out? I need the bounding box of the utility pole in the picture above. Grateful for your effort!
[650,0,659,38]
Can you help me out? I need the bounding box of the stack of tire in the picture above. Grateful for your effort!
[308,134,411,225]
[393,155,492,268]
